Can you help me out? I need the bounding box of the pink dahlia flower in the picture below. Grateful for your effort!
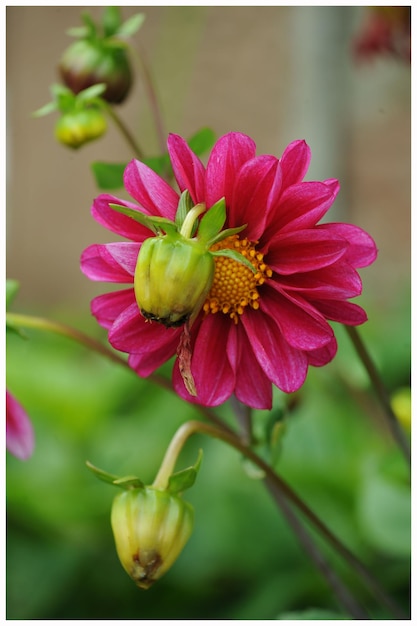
[81,133,377,409]
[6,390,35,460]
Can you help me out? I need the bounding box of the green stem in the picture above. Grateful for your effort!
[104,103,145,159]
[136,42,167,158]
[345,325,411,467]
[151,420,406,619]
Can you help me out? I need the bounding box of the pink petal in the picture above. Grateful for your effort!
[91,194,154,242]
[81,243,139,282]
[6,391,35,460]
[128,331,180,377]
[173,314,235,406]
[278,140,311,189]
[167,134,206,205]
[307,336,338,367]
[109,302,180,356]
[276,261,363,299]
[267,229,348,274]
[229,155,279,240]
[309,298,368,326]
[241,308,308,393]
[261,284,334,350]
[205,132,256,209]
[317,223,378,268]
[91,288,136,330]
[227,323,272,409]
[123,159,179,220]
[262,180,339,247]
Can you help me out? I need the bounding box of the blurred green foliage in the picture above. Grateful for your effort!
[6,292,410,619]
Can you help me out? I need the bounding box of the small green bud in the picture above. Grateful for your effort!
[54,107,107,148]
[111,487,194,589]
[134,234,215,327]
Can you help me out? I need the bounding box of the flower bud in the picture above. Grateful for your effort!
[111,487,194,589]
[59,39,132,104]
[134,234,215,327]
[54,107,107,149]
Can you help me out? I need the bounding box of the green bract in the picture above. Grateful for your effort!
[110,190,255,328]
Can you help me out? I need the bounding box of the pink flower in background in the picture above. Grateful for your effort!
[81,132,377,409]
[6,390,35,460]
[353,6,411,64]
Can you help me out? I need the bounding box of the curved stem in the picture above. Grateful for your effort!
[152,420,406,619]
[104,103,145,159]
[345,325,411,467]
[136,42,167,158]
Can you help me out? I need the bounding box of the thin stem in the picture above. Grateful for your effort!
[345,325,411,467]
[265,477,369,619]
[136,42,167,157]
[150,420,406,619]
[104,103,145,159]
[230,396,253,446]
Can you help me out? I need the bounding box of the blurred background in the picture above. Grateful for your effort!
[6,6,410,620]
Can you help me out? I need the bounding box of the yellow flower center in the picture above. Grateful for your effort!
[203,235,273,324]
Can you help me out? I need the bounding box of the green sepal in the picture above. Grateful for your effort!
[109,203,179,236]
[102,6,122,37]
[77,83,107,103]
[197,198,226,245]
[86,461,145,490]
[167,449,203,494]
[116,13,146,38]
[32,100,58,118]
[208,223,247,246]
[211,248,256,273]
[175,190,193,229]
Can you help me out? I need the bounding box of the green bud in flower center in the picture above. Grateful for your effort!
[134,233,215,327]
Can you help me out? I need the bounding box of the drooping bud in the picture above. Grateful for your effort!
[111,487,194,589]
[134,234,215,327]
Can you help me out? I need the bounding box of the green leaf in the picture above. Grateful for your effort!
[211,248,256,273]
[117,13,146,38]
[143,154,172,178]
[167,449,203,494]
[91,162,126,190]
[197,198,226,244]
[109,203,178,236]
[175,190,193,229]
[187,127,216,157]
[6,280,20,310]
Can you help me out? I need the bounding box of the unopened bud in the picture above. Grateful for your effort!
[111,486,194,589]
[54,107,107,148]
[134,234,215,327]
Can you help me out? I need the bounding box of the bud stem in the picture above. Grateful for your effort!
[103,103,145,159]
[179,203,206,239]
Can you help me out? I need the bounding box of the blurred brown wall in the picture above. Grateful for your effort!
[6,6,410,315]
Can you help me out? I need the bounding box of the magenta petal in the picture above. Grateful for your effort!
[205,132,256,209]
[310,298,368,326]
[109,302,180,355]
[241,308,308,393]
[318,223,378,268]
[267,229,348,274]
[91,288,136,330]
[81,243,138,282]
[128,331,180,377]
[227,323,272,409]
[261,284,334,350]
[276,261,363,299]
[279,140,311,189]
[91,194,153,242]
[6,391,35,460]
[123,159,179,219]
[307,336,338,367]
[173,315,235,406]
[229,155,279,240]
[167,134,206,204]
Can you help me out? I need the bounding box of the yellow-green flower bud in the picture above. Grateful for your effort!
[54,107,107,149]
[134,234,215,327]
[111,486,194,589]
